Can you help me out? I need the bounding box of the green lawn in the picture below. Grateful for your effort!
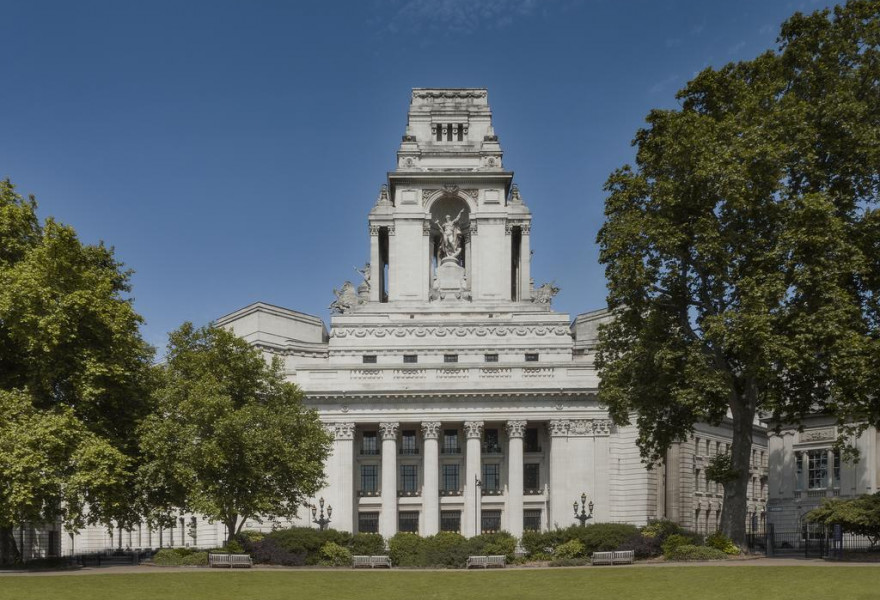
[1,567,878,600]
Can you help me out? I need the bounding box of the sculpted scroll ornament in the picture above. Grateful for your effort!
[379,422,399,441]
[421,421,441,439]
[464,421,484,439]
[506,420,527,438]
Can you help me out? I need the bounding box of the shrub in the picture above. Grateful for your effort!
[422,532,470,568]
[661,534,692,557]
[181,551,208,566]
[574,523,640,555]
[388,533,426,567]
[247,536,305,566]
[350,532,385,556]
[520,529,561,557]
[468,532,516,562]
[665,544,727,561]
[641,519,685,542]
[617,532,662,558]
[705,532,740,555]
[223,539,244,554]
[237,530,265,544]
[548,557,589,567]
[267,527,351,565]
[554,539,585,559]
[152,549,184,566]
[319,541,352,566]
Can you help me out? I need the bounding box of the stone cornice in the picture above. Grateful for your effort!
[330,324,571,339]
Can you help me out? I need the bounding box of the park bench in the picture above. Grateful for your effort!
[209,553,253,568]
[466,555,506,568]
[352,555,392,568]
[590,550,634,566]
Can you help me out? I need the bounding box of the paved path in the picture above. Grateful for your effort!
[1,557,878,576]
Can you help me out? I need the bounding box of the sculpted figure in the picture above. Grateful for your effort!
[532,282,560,304]
[354,263,371,290]
[434,209,465,259]
[329,281,358,314]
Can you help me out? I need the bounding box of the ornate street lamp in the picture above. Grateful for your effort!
[573,492,594,527]
[312,497,332,531]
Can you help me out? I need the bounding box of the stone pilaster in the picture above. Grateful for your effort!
[421,422,441,535]
[464,421,484,537]
[506,420,527,538]
[379,422,399,537]
[332,422,355,532]
[548,419,569,529]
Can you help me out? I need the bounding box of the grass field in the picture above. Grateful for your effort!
[1,567,879,600]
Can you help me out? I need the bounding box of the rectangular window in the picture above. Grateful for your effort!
[695,470,701,492]
[444,354,458,363]
[362,355,377,364]
[362,431,379,455]
[481,510,502,534]
[403,354,418,363]
[482,463,501,491]
[523,509,541,532]
[400,464,418,493]
[399,511,419,533]
[483,428,501,454]
[524,463,540,491]
[440,511,461,533]
[358,512,379,534]
[47,531,59,557]
[484,353,498,363]
[808,450,828,489]
[524,353,539,362]
[401,430,418,455]
[361,465,378,493]
[442,429,460,454]
[442,464,460,492]
[833,450,841,486]
[524,427,540,452]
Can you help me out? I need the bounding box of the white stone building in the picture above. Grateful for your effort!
[53,88,768,556]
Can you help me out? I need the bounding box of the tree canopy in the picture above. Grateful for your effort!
[0,179,155,562]
[806,492,880,548]
[595,1,879,545]
[138,323,333,543]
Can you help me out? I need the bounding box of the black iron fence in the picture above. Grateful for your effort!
[762,523,878,558]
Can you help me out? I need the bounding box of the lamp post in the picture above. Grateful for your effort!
[474,474,482,536]
[573,493,594,527]
[311,497,332,531]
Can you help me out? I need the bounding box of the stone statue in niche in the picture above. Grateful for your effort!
[329,281,358,314]
[532,282,560,304]
[434,209,465,261]
[354,263,370,301]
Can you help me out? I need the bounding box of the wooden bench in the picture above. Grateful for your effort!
[590,550,634,565]
[352,555,392,568]
[466,555,506,568]
[209,553,253,568]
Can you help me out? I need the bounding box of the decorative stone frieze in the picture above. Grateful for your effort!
[379,422,399,441]
[464,421,484,439]
[569,419,593,436]
[548,419,569,437]
[334,422,356,440]
[593,419,613,436]
[421,421,441,439]
[799,428,835,443]
[506,420,527,438]
[330,325,570,339]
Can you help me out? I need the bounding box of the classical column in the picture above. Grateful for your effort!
[379,422,399,538]
[518,225,531,301]
[464,421,484,537]
[422,422,441,535]
[333,423,355,532]
[827,449,835,491]
[506,420,527,538]
[547,419,569,529]
[369,225,380,302]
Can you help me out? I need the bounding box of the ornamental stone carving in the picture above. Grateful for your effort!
[379,422,399,441]
[593,419,613,436]
[464,421,484,439]
[569,419,593,436]
[375,184,390,206]
[329,282,358,314]
[548,420,569,437]
[323,423,337,438]
[333,422,355,440]
[505,420,527,438]
[531,282,560,304]
[421,421,441,439]
[799,428,835,443]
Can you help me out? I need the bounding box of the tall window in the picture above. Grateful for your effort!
[399,511,419,533]
[833,450,841,486]
[440,511,461,532]
[524,428,540,452]
[442,429,460,454]
[483,428,501,453]
[523,509,541,532]
[361,465,378,493]
[524,463,540,491]
[808,450,828,489]
[796,453,804,489]
[481,510,502,534]
[442,464,460,492]
[400,464,418,493]
[401,430,418,455]
[482,463,500,491]
[359,512,379,533]
[362,431,379,455]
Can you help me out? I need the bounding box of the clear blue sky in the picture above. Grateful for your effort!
[1,0,828,352]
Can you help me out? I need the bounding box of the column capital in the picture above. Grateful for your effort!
[594,419,613,436]
[548,419,569,437]
[464,421,484,439]
[421,421,441,439]
[379,422,399,441]
[505,420,527,438]
[332,422,356,440]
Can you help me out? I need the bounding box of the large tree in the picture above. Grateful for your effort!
[0,179,155,562]
[596,1,879,546]
[138,323,333,544]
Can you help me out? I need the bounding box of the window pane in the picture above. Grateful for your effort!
[362,431,379,455]
[441,511,461,533]
[361,465,378,492]
[362,355,377,364]
[484,353,498,363]
[484,428,501,454]
[399,511,419,533]
[400,464,418,493]
[523,509,541,532]
[524,463,539,491]
[444,354,458,363]
[482,463,500,491]
[481,510,501,534]
[442,464,460,491]
[359,512,379,533]
[443,429,460,453]
[401,430,418,455]
[524,428,540,452]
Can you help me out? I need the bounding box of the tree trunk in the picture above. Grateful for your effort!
[0,526,21,565]
[720,391,756,548]
[225,514,238,547]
